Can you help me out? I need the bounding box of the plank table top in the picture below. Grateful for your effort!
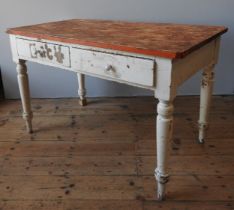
[7,19,227,59]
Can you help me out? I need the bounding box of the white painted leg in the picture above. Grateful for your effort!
[198,64,215,143]
[16,60,33,133]
[155,100,174,200]
[77,73,87,106]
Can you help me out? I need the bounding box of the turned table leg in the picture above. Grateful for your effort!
[198,64,215,143]
[77,73,87,106]
[155,99,174,200]
[16,60,33,133]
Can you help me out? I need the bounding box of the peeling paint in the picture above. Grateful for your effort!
[201,71,214,88]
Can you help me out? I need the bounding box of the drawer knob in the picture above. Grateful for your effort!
[105,65,115,72]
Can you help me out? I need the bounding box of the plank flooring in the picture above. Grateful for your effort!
[0,96,233,210]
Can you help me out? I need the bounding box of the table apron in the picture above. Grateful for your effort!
[14,37,156,90]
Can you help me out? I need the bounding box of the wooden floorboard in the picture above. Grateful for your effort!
[0,96,233,209]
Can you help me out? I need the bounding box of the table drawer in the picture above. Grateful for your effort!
[71,48,155,87]
[16,38,70,67]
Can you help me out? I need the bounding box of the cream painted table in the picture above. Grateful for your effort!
[7,19,227,200]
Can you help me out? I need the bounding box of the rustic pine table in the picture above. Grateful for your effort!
[7,19,227,200]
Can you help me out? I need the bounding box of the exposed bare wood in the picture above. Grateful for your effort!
[138,156,234,176]
[143,201,234,210]
[0,200,143,210]
[7,19,227,59]
[0,96,233,209]
[1,156,137,176]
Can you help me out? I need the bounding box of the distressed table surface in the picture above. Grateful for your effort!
[7,19,227,59]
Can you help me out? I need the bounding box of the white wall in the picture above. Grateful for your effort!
[0,0,233,99]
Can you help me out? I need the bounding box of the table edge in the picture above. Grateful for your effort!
[6,27,228,59]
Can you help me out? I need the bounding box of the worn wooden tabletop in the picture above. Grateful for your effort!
[7,19,227,59]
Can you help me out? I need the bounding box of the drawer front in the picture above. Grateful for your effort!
[71,48,155,87]
[16,38,70,67]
